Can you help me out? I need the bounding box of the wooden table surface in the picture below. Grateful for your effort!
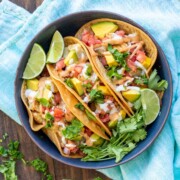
[0,0,110,179]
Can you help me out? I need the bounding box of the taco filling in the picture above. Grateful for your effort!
[77,20,158,111]
[53,40,129,132]
[22,71,105,156]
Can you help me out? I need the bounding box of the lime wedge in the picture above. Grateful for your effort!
[23,43,46,79]
[141,89,160,125]
[46,31,64,63]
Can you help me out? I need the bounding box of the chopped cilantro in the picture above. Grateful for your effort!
[75,103,85,111]
[45,112,54,128]
[83,83,92,92]
[134,75,148,85]
[107,66,122,80]
[89,89,104,104]
[64,78,74,88]
[39,98,50,107]
[94,177,103,180]
[108,44,129,71]
[148,69,168,91]
[3,133,8,140]
[62,119,84,140]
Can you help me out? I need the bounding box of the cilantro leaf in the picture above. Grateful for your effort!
[89,89,104,104]
[0,160,17,180]
[108,44,129,71]
[107,66,122,80]
[148,69,168,91]
[64,78,74,88]
[45,112,54,128]
[134,75,148,85]
[29,158,47,174]
[62,119,84,140]
[83,83,92,92]
[94,177,102,180]
[38,98,50,107]
[75,103,85,111]
[132,129,147,143]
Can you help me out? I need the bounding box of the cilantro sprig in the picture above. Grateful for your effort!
[89,89,104,104]
[81,109,147,163]
[75,103,85,111]
[148,69,168,91]
[134,75,148,85]
[107,66,122,80]
[108,44,129,71]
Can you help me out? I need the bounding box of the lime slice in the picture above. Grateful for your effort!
[23,43,46,79]
[141,89,160,125]
[46,31,64,63]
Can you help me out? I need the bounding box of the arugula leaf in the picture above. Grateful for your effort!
[86,64,92,76]
[107,66,122,80]
[64,78,74,88]
[85,109,96,120]
[0,160,17,180]
[108,44,129,71]
[89,89,104,104]
[62,119,84,140]
[134,75,148,85]
[45,112,54,128]
[38,98,50,107]
[83,83,92,92]
[75,103,85,111]
[148,69,168,91]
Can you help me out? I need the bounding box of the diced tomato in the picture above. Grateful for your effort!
[115,30,125,37]
[100,114,110,123]
[127,60,137,72]
[81,30,101,46]
[99,56,107,66]
[130,55,137,62]
[130,47,136,53]
[84,127,93,137]
[74,66,83,73]
[42,106,50,113]
[54,108,64,118]
[70,147,79,154]
[56,59,65,71]
[54,93,61,104]
[136,53,146,62]
[54,117,61,122]
[105,95,114,102]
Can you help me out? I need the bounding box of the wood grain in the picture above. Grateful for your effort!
[0,0,111,179]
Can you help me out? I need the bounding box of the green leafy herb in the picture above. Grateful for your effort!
[134,75,148,85]
[62,119,84,140]
[133,98,142,110]
[107,66,122,80]
[85,109,96,121]
[94,177,103,180]
[89,89,104,104]
[148,69,168,91]
[45,112,54,128]
[0,137,53,180]
[81,109,147,163]
[75,103,85,111]
[39,98,50,107]
[3,133,8,140]
[108,44,129,71]
[83,83,92,92]
[86,64,92,76]
[0,160,17,180]
[64,78,74,88]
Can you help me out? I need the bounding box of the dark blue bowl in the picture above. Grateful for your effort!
[14,11,172,169]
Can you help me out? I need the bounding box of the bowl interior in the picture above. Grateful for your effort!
[15,11,172,169]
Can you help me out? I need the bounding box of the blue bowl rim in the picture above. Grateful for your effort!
[14,10,173,169]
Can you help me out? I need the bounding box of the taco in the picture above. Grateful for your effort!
[47,36,131,136]
[21,69,109,158]
[75,18,157,114]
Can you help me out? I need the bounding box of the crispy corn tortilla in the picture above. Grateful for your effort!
[47,36,132,136]
[75,18,158,114]
[21,75,109,158]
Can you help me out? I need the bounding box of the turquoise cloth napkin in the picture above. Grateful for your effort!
[0,0,180,179]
